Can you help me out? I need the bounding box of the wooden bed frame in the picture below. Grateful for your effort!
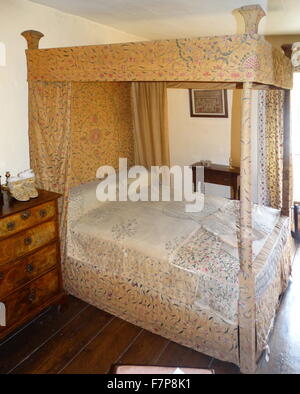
[21,5,293,373]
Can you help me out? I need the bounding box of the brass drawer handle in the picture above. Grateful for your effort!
[0,272,3,280]
[24,236,32,246]
[7,221,16,231]
[39,209,47,218]
[28,291,36,302]
[26,263,34,273]
[21,210,31,220]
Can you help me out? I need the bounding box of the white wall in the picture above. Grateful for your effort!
[0,0,145,182]
[167,88,258,200]
[167,88,233,198]
[291,73,300,202]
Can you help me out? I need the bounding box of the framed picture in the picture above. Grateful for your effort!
[189,89,228,118]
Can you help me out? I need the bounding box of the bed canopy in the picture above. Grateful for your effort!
[21,5,293,374]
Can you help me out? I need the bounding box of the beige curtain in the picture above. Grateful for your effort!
[258,90,284,209]
[131,82,170,167]
[29,81,72,258]
[230,90,242,167]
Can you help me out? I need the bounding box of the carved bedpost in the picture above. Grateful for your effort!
[233,4,266,34]
[238,82,256,374]
[21,30,44,49]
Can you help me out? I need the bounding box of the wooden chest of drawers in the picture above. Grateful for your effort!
[0,189,64,341]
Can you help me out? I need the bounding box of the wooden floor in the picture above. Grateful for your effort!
[0,294,239,374]
[1,248,299,374]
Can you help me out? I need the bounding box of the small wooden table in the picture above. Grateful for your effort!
[191,162,240,199]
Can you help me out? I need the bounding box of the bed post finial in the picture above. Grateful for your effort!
[21,30,44,49]
[233,4,266,34]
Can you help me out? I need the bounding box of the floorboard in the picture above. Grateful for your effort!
[210,358,241,374]
[116,330,170,366]
[156,341,212,369]
[11,306,114,374]
[61,317,141,374]
[0,296,87,374]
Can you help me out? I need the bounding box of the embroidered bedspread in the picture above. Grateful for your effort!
[67,181,287,325]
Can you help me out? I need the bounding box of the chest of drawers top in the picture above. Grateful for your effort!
[0,189,61,220]
[0,189,61,241]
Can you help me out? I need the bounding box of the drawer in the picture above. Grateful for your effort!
[0,221,57,265]
[0,201,56,240]
[0,269,59,330]
[0,243,58,298]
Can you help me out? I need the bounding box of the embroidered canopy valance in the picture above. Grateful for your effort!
[24,33,292,88]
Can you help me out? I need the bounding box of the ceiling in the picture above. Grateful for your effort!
[29,0,300,40]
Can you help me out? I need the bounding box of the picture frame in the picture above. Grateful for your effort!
[189,89,228,118]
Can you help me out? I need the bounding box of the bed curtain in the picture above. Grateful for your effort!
[28,81,72,257]
[258,90,285,209]
[131,82,170,167]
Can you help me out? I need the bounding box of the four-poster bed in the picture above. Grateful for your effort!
[21,5,293,373]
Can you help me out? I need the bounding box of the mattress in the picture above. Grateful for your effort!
[67,180,287,325]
